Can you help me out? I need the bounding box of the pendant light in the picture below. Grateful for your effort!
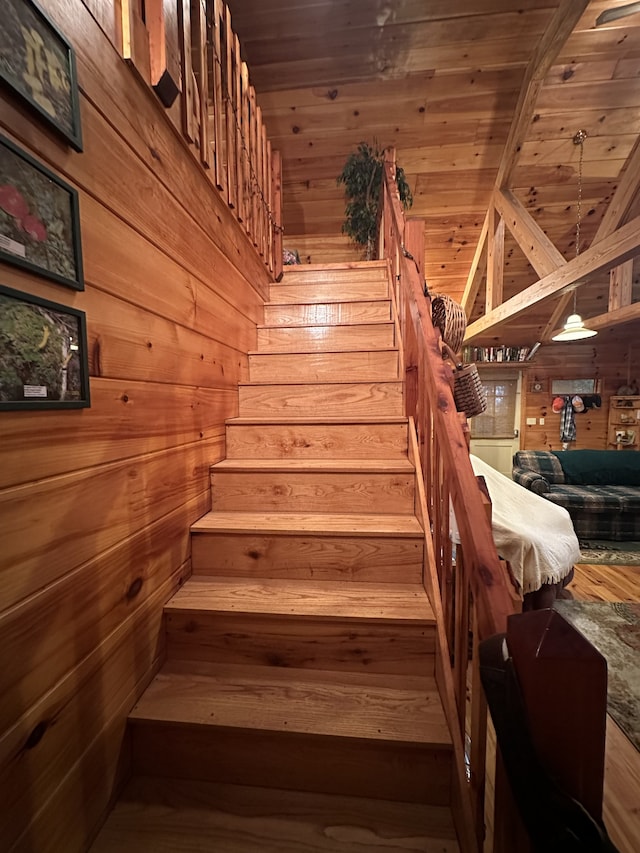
[552,130,597,342]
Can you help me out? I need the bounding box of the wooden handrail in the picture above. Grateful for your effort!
[379,149,518,853]
[379,149,611,853]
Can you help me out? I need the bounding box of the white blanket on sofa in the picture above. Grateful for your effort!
[468,454,581,594]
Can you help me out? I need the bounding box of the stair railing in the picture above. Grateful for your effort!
[119,0,283,279]
[379,149,520,852]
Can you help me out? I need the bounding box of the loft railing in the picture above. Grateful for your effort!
[120,0,283,280]
[378,150,516,852]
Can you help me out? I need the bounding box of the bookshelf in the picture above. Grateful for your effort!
[462,343,539,364]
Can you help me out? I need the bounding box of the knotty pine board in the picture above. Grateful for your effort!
[0,438,221,611]
[0,379,229,488]
[0,565,180,850]
[0,492,207,738]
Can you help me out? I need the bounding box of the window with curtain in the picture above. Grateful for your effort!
[472,377,518,438]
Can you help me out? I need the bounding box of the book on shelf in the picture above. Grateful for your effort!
[462,344,532,363]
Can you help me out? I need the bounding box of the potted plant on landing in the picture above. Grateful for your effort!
[337,141,413,260]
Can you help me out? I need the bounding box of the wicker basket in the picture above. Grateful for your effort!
[452,362,487,418]
[431,294,467,355]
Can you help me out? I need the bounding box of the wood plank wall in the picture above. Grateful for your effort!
[0,2,270,850]
[520,330,637,451]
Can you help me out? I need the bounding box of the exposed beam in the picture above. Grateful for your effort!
[461,209,489,317]
[609,260,633,312]
[594,135,640,242]
[465,213,640,340]
[550,302,640,336]
[494,188,565,278]
[541,293,573,342]
[485,207,504,312]
[494,0,591,190]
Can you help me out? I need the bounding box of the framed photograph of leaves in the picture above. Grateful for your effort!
[0,284,90,410]
[0,0,82,151]
[0,134,84,290]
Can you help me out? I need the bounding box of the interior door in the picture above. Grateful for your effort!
[469,370,522,478]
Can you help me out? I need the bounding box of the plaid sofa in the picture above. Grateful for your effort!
[512,449,640,541]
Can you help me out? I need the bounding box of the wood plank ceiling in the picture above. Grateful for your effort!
[227,0,640,346]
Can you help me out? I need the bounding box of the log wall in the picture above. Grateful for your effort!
[0,1,270,849]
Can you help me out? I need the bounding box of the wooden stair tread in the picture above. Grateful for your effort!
[90,777,459,853]
[129,661,451,746]
[191,511,424,537]
[166,577,435,622]
[211,458,414,473]
[282,261,388,272]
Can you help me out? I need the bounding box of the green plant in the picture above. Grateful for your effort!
[337,141,413,260]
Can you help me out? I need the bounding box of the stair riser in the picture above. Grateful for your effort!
[269,282,388,304]
[165,613,435,676]
[264,301,392,326]
[257,324,395,352]
[238,382,404,418]
[131,723,452,805]
[280,266,388,286]
[210,472,415,513]
[248,350,399,383]
[191,533,423,582]
[225,422,409,459]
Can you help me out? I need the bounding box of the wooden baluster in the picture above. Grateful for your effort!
[261,120,269,259]
[266,139,273,272]
[241,63,251,235]
[210,0,225,190]
[255,105,264,255]
[190,0,210,167]
[272,150,283,280]
[249,86,259,247]
[223,4,236,209]
[179,0,196,142]
[233,34,244,222]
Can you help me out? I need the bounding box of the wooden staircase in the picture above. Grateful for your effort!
[91,261,460,851]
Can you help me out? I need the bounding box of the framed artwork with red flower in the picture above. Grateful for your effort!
[0,134,83,290]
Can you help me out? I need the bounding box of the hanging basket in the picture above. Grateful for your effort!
[431,294,467,355]
[452,363,488,418]
[442,343,487,419]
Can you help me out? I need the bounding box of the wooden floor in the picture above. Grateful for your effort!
[569,561,640,603]
[570,561,640,853]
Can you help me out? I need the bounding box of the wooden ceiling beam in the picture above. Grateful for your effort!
[461,208,489,316]
[464,213,640,340]
[541,293,573,343]
[494,0,591,190]
[608,260,633,312]
[593,135,640,242]
[485,206,505,312]
[494,188,565,278]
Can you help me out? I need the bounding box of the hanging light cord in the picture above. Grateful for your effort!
[574,129,586,259]
[572,129,587,315]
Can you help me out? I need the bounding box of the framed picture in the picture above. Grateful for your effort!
[0,134,84,290]
[0,0,82,151]
[0,284,90,410]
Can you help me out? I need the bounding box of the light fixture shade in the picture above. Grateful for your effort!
[551,313,597,341]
